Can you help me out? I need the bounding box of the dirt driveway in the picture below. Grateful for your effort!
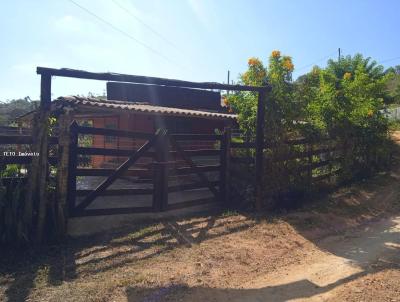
[179,215,400,302]
[122,214,400,302]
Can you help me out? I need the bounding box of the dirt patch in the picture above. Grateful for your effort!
[326,268,400,302]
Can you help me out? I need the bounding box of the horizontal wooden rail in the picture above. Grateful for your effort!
[0,126,32,132]
[75,168,152,177]
[0,156,58,165]
[71,206,154,217]
[170,149,221,157]
[0,177,28,185]
[170,164,221,175]
[171,133,222,141]
[168,180,220,193]
[167,197,217,210]
[76,188,153,196]
[76,125,153,139]
[77,147,155,158]
[231,139,336,150]
[76,147,219,158]
[0,135,58,144]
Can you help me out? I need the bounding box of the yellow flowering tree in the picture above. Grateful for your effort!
[225,56,267,137]
[226,51,297,138]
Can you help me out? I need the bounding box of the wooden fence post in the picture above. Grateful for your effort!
[220,127,231,207]
[255,89,267,211]
[23,73,51,243]
[55,112,72,237]
[153,129,169,211]
[67,121,78,216]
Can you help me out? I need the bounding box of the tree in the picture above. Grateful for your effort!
[305,64,389,135]
[326,54,385,80]
[0,97,38,125]
[385,66,400,104]
[226,51,296,139]
[385,65,400,75]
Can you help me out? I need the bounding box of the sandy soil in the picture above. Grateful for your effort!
[123,215,400,302]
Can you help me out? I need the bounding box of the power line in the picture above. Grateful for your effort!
[295,51,337,72]
[66,0,183,68]
[111,0,180,52]
[379,56,400,64]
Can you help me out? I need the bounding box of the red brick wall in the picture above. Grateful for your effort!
[80,113,228,168]
[90,113,156,168]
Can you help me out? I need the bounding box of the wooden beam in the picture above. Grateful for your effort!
[171,133,222,141]
[75,167,151,177]
[77,147,155,158]
[255,89,267,211]
[33,73,52,243]
[37,67,268,92]
[55,111,72,237]
[70,206,154,217]
[76,188,153,196]
[170,164,221,175]
[0,156,57,164]
[169,149,221,157]
[168,180,220,193]
[40,74,52,109]
[167,197,216,211]
[67,121,79,215]
[0,135,32,144]
[220,127,231,206]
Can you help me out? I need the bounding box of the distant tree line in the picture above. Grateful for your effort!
[0,97,38,125]
[0,92,106,126]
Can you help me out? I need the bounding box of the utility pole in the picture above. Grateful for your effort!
[338,48,341,62]
[227,70,230,95]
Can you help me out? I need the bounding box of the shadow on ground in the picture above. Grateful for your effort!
[0,209,257,302]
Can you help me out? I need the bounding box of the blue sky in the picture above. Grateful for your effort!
[1,0,400,100]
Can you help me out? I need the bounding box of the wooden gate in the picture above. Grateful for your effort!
[66,123,230,217]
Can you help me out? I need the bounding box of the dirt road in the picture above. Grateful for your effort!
[151,215,400,302]
[241,216,400,301]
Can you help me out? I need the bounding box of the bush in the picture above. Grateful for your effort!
[227,52,394,208]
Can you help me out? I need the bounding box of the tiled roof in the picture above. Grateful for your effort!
[55,96,237,120]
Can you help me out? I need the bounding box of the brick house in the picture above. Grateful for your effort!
[20,82,237,168]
